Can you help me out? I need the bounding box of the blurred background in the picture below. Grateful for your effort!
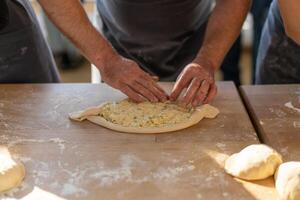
[30,0,270,85]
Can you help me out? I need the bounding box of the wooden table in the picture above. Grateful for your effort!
[241,84,300,162]
[0,82,276,200]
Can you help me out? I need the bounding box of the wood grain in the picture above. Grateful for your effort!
[0,82,277,200]
[241,84,300,162]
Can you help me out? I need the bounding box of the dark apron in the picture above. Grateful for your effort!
[0,0,60,83]
[255,0,300,84]
[97,0,211,81]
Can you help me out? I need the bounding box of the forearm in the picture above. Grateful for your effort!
[38,0,117,69]
[195,0,251,70]
[278,0,300,45]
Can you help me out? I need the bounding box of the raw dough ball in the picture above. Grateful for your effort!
[224,144,282,180]
[0,146,25,193]
[275,162,300,200]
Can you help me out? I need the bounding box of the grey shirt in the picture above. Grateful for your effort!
[0,0,9,30]
[256,0,300,84]
[0,0,30,33]
[97,0,212,80]
[0,0,60,83]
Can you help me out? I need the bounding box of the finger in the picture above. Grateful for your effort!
[145,74,166,95]
[170,71,193,101]
[130,81,159,102]
[192,80,210,107]
[137,77,168,102]
[120,85,146,103]
[180,78,202,107]
[203,83,218,104]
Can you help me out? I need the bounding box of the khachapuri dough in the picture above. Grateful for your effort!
[69,99,219,133]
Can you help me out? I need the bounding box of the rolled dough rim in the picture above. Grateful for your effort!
[86,104,219,134]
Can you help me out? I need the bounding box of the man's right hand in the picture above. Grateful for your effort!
[98,54,168,103]
[38,0,167,103]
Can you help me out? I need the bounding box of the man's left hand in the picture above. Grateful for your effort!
[170,61,217,107]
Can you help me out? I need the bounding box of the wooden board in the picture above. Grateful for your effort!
[240,84,300,162]
[0,82,276,200]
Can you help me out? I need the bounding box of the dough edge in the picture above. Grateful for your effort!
[0,161,25,193]
[70,102,219,134]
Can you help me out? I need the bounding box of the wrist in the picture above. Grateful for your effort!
[93,46,119,72]
[194,46,221,72]
[192,56,217,73]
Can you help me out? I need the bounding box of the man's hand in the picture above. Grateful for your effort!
[168,0,250,107]
[170,61,217,107]
[99,54,168,103]
[37,0,166,103]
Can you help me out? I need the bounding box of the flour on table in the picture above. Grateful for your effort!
[60,183,87,197]
[279,147,289,160]
[216,143,226,150]
[0,135,66,154]
[269,107,287,117]
[293,121,300,128]
[152,165,195,181]
[196,193,203,199]
[285,101,300,113]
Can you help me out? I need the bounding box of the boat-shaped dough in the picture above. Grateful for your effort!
[69,99,219,134]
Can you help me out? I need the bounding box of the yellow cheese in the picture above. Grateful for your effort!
[98,100,194,128]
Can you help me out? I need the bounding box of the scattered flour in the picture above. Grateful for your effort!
[0,135,198,199]
[0,135,66,153]
[293,121,300,128]
[90,164,132,186]
[49,138,66,153]
[152,165,195,181]
[16,156,32,163]
[60,183,87,197]
[216,143,226,150]
[205,176,213,182]
[196,193,203,199]
[90,154,195,187]
[222,192,229,197]
[280,147,289,157]
[284,102,300,113]
[269,108,287,117]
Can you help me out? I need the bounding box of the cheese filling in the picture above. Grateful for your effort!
[98,100,194,128]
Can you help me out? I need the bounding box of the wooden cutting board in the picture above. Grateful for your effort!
[0,82,277,200]
[241,84,300,162]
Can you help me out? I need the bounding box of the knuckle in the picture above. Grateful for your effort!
[126,78,135,84]
[199,91,206,96]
